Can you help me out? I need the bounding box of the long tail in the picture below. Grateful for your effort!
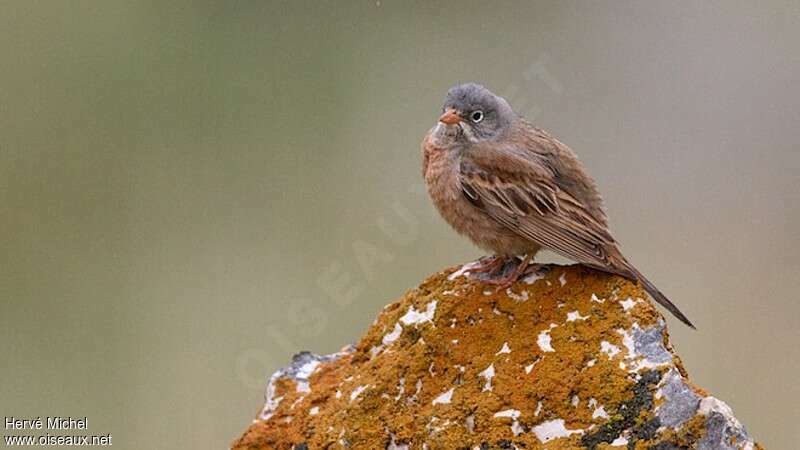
[629,266,695,329]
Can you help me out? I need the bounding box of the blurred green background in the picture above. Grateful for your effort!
[2,1,798,448]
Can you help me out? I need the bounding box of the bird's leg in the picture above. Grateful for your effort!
[484,254,533,290]
[521,261,547,277]
[471,255,507,275]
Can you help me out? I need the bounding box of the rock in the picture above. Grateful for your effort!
[232,263,762,450]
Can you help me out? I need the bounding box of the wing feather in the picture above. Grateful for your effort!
[452,122,694,328]
[458,140,631,277]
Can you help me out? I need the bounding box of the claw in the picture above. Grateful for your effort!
[481,254,533,291]
[471,255,507,275]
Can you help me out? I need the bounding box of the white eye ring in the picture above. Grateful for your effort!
[470,110,484,123]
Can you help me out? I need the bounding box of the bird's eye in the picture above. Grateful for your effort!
[470,110,484,123]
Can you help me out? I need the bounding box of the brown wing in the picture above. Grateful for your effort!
[458,142,632,278]
[458,129,695,328]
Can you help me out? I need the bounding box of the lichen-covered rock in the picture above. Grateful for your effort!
[232,263,762,450]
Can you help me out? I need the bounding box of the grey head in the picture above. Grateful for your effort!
[437,83,516,143]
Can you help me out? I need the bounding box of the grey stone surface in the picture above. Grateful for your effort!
[656,369,701,429]
[632,321,673,366]
[259,347,353,420]
[698,398,757,450]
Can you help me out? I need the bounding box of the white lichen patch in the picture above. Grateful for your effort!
[290,396,303,409]
[559,273,567,286]
[523,270,544,285]
[350,385,369,402]
[620,297,638,311]
[531,419,584,443]
[619,328,636,358]
[479,364,495,392]
[400,300,437,326]
[617,324,674,373]
[525,359,540,374]
[505,288,529,302]
[491,412,527,438]
[611,436,628,446]
[293,359,322,393]
[432,387,455,405]
[382,322,403,345]
[698,395,749,436]
[619,328,654,371]
[386,433,409,450]
[592,405,609,419]
[586,359,596,367]
[408,379,423,403]
[465,414,475,433]
[496,342,511,355]
[600,341,621,358]
[494,409,521,419]
[296,359,320,380]
[448,261,481,280]
[394,377,405,401]
[534,401,543,416]
[566,310,589,322]
[426,416,451,434]
[537,324,558,352]
[261,376,284,420]
[591,293,605,303]
[571,395,580,407]
[309,406,319,415]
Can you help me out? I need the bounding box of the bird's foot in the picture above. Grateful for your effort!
[470,255,508,277]
[521,262,549,277]
[483,254,533,291]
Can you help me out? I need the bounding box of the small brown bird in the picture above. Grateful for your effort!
[422,83,694,328]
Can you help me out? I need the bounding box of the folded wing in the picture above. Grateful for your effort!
[458,133,695,328]
[459,143,629,277]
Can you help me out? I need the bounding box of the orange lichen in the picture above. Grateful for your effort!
[232,264,759,450]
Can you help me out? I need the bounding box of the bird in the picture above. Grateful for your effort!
[421,82,695,328]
